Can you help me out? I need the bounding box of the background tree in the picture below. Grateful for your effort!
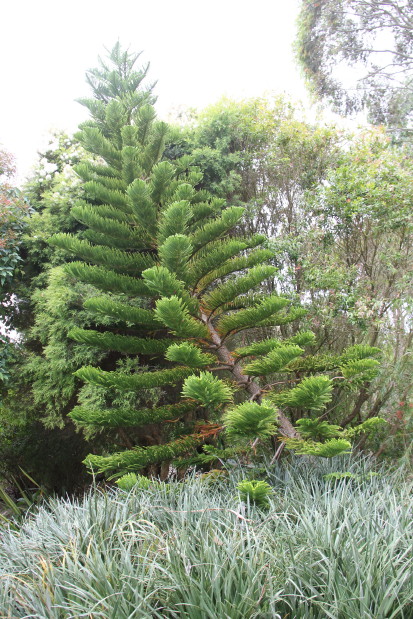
[296,0,413,138]
[169,96,341,213]
[169,96,341,297]
[0,146,29,424]
[299,128,413,441]
[171,98,412,440]
[0,148,30,327]
[0,139,95,490]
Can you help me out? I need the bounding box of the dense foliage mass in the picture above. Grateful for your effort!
[0,149,30,344]
[0,43,411,491]
[171,99,413,458]
[0,48,159,489]
[44,47,384,480]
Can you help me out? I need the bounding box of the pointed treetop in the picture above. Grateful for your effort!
[77,42,157,129]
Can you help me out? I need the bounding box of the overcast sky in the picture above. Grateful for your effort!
[1,0,308,181]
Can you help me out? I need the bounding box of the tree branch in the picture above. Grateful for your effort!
[201,312,299,439]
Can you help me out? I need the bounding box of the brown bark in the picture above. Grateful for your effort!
[202,313,299,439]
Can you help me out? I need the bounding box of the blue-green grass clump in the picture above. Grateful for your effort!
[1,456,412,618]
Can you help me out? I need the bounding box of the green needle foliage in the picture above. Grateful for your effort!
[51,44,382,476]
[340,358,380,382]
[154,296,208,338]
[283,438,352,458]
[70,401,194,428]
[182,372,234,408]
[236,479,273,507]
[244,344,304,376]
[165,343,215,368]
[83,296,159,328]
[296,417,342,441]
[344,417,387,439]
[85,435,203,473]
[270,375,334,411]
[282,413,387,459]
[74,365,194,391]
[233,330,316,358]
[223,401,278,440]
[68,327,171,355]
[217,295,290,337]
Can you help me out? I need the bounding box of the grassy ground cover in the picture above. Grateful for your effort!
[0,456,412,618]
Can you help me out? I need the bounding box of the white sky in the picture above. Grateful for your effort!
[1,0,308,182]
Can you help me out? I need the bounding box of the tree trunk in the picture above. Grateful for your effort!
[203,314,298,438]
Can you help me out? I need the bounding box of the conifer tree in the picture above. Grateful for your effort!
[52,45,382,477]
[0,45,161,490]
